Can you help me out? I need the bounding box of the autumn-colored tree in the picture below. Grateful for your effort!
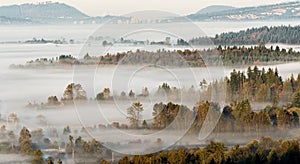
[62,83,87,101]
[32,149,45,164]
[127,102,143,128]
[282,78,294,102]
[96,88,111,100]
[277,109,296,130]
[152,102,186,129]
[191,101,210,132]
[18,127,33,155]
[232,99,252,132]
[292,89,300,108]
[205,141,227,164]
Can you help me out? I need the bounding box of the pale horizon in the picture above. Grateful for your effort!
[0,0,296,17]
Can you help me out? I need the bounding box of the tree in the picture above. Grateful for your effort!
[129,90,135,99]
[127,102,143,128]
[200,79,208,89]
[96,92,104,100]
[268,149,279,164]
[152,102,185,129]
[233,99,252,132]
[160,83,171,94]
[103,88,111,100]
[19,127,33,155]
[292,89,300,108]
[83,53,91,60]
[282,78,294,102]
[47,158,54,164]
[57,159,62,164]
[277,109,296,130]
[142,87,149,97]
[96,88,111,100]
[62,83,87,101]
[205,141,227,164]
[119,156,130,164]
[63,126,71,135]
[47,96,60,105]
[120,91,126,98]
[190,101,211,132]
[216,105,235,133]
[32,150,45,164]
[142,120,148,129]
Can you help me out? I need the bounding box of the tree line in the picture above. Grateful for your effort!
[109,137,300,164]
[189,25,300,45]
[11,45,300,69]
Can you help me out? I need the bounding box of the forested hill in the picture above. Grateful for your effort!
[189,25,300,45]
[187,1,300,21]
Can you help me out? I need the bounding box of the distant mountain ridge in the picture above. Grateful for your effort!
[0,1,126,24]
[188,1,300,21]
[196,5,236,14]
[1,1,300,24]
[0,2,88,19]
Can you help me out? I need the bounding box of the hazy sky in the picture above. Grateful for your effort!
[0,0,294,16]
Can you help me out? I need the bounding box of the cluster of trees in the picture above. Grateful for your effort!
[204,66,300,104]
[98,46,300,67]
[96,88,112,100]
[73,136,103,157]
[0,125,106,163]
[125,98,299,134]
[112,137,300,164]
[191,100,299,135]
[25,54,77,65]
[61,83,87,101]
[190,25,300,45]
[31,83,87,109]
[25,38,68,44]
[125,101,194,130]
[96,88,150,101]
[25,82,89,110]
[152,102,191,129]
[0,127,48,163]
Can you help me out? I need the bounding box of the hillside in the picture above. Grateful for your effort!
[196,5,235,14]
[0,2,88,19]
[188,1,300,21]
[0,2,127,24]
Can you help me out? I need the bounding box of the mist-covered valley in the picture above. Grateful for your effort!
[1,21,300,163]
